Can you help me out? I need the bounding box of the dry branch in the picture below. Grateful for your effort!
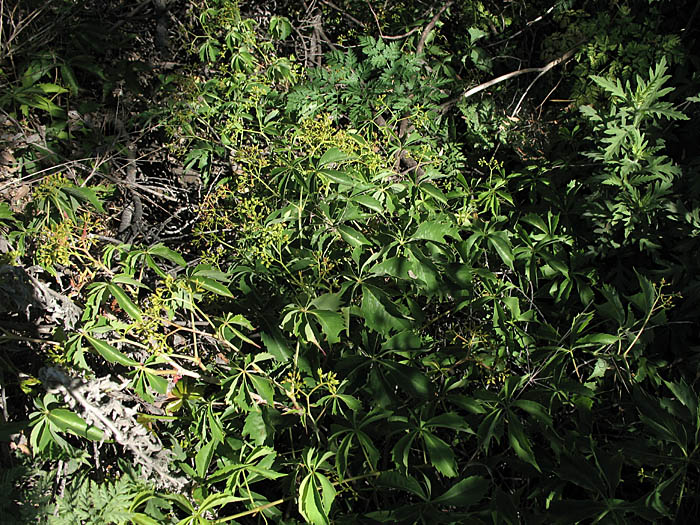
[416,0,454,55]
[439,44,580,113]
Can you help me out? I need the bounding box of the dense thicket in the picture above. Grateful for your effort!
[1,0,700,523]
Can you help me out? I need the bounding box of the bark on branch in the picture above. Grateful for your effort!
[416,0,454,55]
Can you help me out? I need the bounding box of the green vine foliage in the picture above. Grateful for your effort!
[2,0,700,523]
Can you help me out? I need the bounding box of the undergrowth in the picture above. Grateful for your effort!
[1,0,700,523]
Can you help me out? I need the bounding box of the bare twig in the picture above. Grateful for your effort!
[416,0,454,55]
[381,26,421,41]
[682,1,700,38]
[394,1,454,140]
[312,14,337,53]
[369,1,455,177]
[42,368,185,488]
[320,0,363,27]
[439,44,580,113]
[536,76,564,118]
[365,0,382,34]
[486,3,558,48]
[510,69,548,118]
[363,0,422,41]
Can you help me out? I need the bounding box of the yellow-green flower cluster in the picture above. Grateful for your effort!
[131,286,173,355]
[195,184,237,240]
[36,220,74,271]
[294,114,357,157]
[34,172,70,201]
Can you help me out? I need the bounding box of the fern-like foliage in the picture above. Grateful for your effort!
[579,57,688,253]
[51,475,159,525]
[287,35,449,129]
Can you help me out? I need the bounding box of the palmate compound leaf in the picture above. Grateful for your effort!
[198,493,246,513]
[107,284,143,322]
[300,308,345,347]
[148,243,186,267]
[511,399,553,427]
[426,412,473,432]
[301,304,344,349]
[61,185,105,213]
[189,265,234,298]
[487,231,514,269]
[391,432,418,471]
[260,324,293,362]
[369,256,412,279]
[318,168,356,186]
[318,147,357,167]
[351,194,384,214]
[376,471,427,500]
[195,439,217,478]
[191,275,233,297]
[243,408,268,446]
[662,378,699,421]
[382,361,433,400]
[548,499,610,522]
[418,182,448,204]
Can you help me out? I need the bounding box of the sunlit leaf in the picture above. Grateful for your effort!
[47,408,103,441]
[418,182,448,204]
[319,147,356,167]
[85,335,138,366]
[487,232,514,269]
[108,284,143,322]
[412,220,460,243]
[191,276,233,297]
[338,225,372,248]
[149,244,186,267]
[195,439,217,478]
[311,309,344,345]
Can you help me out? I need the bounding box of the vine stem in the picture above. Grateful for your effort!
[622,288,663,358]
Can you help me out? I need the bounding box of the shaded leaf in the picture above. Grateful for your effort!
[377,471,427,500]
[432,476,489,506]
[361,284,411,335]
[508,412,540,471]
[423,431,458,477]
[383,361,432,399]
